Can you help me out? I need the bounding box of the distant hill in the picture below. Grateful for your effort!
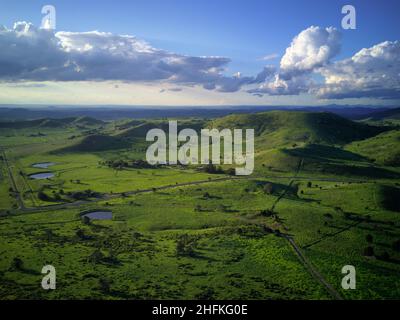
[56,134,130,152]
[72,116,104,126]
[361,107,400,121]
[0,105,395,121]
[117,119,206,138]
[117,122,170,139]
[0,116,103,129]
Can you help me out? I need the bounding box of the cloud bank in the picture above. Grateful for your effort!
[1,22,399,100]
[0,21,269,92]
[317,40,400,99]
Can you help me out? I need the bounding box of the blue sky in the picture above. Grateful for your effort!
[0,0,399,106]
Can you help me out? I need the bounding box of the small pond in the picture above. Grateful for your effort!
[29,172,54,179]
[32,162,55,169]
[82,211,112,220]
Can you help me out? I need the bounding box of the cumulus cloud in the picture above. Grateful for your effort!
[252,26,399,100]
[0,21,266,93]
[280,26,341,78]
[251,26,341,96]
[248,74,312,96]
[317,40,400,99]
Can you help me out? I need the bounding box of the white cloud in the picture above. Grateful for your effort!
[250,26,340,96]
[260,53,279,61]
[317,40,400,99]
[0,21,265,92]
[248,74,311,96]
[1,22,399,101]
[280,26,341,77]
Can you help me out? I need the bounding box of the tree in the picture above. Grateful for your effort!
[82,216,91,225]
[363,246,374,257]
[38,191,49,201]
[10,257,24,270]
[203,192,210,199]
[381,251,390,261]
[392,239,400,252]
[307,181,312,188]
[263,183,273,195]
[366,234,373,244]
[99,278,111,293]
[88,249,104,264]
[176,234,196,257]
[260,209,273,217]
[76,229,86,240]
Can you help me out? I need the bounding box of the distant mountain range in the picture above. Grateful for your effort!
[0,105,398,121]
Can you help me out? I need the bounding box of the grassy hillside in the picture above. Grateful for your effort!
[345,130,400,166]
[209,111,383,147]
[56,134,131,152]
[117,119,206,139]
[209,111,393,177]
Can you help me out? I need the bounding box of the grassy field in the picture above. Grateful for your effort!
[0,111,399,300]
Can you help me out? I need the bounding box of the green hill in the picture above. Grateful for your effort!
[72,116,105,126]
[209,111,383,148]
[57,134,131,152]
[117,122,170,138]
[345,130,400,166]
[209,111,398,177]
[117,119,205,139]
[38,118,76,128]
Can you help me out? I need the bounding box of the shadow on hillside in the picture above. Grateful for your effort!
[285,144,369,162]
[284,144,400,179]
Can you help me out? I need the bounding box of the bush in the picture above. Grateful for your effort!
[366,234,373,244]
[176,234,197,257]
[323,213,333,219]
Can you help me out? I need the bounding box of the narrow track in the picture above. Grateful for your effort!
[268,159,343,300]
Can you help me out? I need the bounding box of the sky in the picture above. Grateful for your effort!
[0,0,399,106]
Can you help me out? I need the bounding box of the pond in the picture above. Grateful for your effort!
[32,162,55,169]
[82,211,112,220]
[29,172,54,179]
